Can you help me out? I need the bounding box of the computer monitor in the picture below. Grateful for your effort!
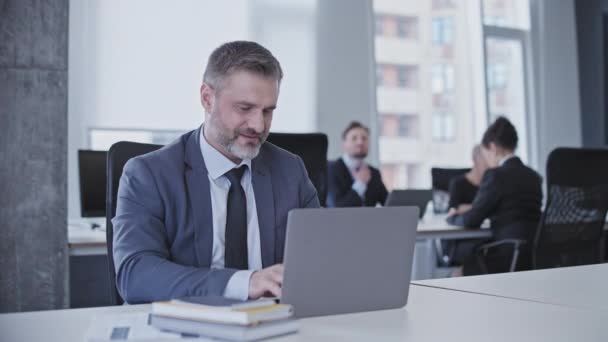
[78,150,107,217]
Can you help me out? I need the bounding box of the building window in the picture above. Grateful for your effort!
[432,113,455,141]
[397,16,418,39]
[381,114,419,138]
[375,15,418,39]
[377,64,418,89]
[432,17,454,45]
[399,115,419,138]
[431,64,455,94]
[397,65,419,89]
[381,114,400,137]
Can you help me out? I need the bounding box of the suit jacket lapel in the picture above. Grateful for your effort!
[252,154,276,267]
[337,158,354,186]
[184,127,214,267]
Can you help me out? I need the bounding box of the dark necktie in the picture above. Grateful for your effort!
[224,165,248,269]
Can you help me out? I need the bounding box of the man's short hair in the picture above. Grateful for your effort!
[342,121,370,140]
[203,41,283,89]
[481,116,518,151]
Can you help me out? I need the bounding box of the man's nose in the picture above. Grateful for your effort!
[247,110,265,133]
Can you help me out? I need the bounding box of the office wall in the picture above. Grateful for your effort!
[68,0,318,219]
[316,0,379,163]
[574,0,607,147]
[530,0,583,175]
[0,0,69,312]
[68,1,250,219]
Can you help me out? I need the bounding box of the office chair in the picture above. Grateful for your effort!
[430,167,470,214]
[532,147,608,269]
[266,132,329,206]
[106,141,162,305]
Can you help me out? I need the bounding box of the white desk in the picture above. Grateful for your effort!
[416,214,491,240]
[413,263,608,311]
[1,285,606,342]
[68,224,107,256]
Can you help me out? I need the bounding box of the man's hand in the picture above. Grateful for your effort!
[353,164,371,184]
[248,264,284,299]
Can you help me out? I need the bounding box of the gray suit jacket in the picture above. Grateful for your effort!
[112,127,320,303]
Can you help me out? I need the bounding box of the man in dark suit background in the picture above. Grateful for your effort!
[326,121,388,207]
[112,41,319,304]
[447,117,542,275]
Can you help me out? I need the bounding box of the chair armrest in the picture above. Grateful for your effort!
[476,239,527,273]
[478,239,527,254]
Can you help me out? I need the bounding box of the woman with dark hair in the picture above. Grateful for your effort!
[447,117,542,276]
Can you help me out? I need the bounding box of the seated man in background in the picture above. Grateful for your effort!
[326,121,388,207]
[447,117,542,275]
[448,144,488,211]
[112,41,320,304]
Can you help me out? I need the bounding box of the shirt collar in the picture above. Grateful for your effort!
[499,154,516,167]
[341,154,365,171]
[200,128,251,181]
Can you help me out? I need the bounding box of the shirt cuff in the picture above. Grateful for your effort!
[351,180,367,199]
[223,270,255,301]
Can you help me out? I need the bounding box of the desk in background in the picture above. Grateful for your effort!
[68,214,489,282]
[68,224,111,308]
[1,283,606,341]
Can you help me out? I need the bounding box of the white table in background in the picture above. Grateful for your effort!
[67,214,490,279]
[413,263,608,311]
[1,284,606,342]
[68,224,107,256]
[411,214,491,280]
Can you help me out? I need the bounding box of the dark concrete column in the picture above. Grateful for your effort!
[574,0,607,147]
[0,0,69,312]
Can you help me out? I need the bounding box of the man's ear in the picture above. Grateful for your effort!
[200,83,215,113]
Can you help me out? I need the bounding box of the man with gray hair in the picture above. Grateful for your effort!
[112,41,319,303]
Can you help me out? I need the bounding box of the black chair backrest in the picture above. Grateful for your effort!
[266,132,328,206]
[106,141,162,305]
[430,167,470,213]
[534,147,608,269]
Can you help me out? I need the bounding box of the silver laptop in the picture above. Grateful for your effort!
[385,189,433,219]
[280,206,419,318]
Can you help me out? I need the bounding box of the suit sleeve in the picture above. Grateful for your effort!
[112,157,236,304]
[296,156,321,208]
[326,162,364,207]
[447,171,500,228]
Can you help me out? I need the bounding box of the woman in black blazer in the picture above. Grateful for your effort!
[448,117,543,275]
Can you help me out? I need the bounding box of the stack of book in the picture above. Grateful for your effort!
[148,296,298,341]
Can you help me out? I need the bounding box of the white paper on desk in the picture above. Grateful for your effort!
[85,312,209,341]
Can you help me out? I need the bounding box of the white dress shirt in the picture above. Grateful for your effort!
[341,154,367,199]
[199,130,263,300]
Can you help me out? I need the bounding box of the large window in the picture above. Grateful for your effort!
[432,17,454,46]
[373,0,532,190]
[482,0,532,162]
[432,112,455,142]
